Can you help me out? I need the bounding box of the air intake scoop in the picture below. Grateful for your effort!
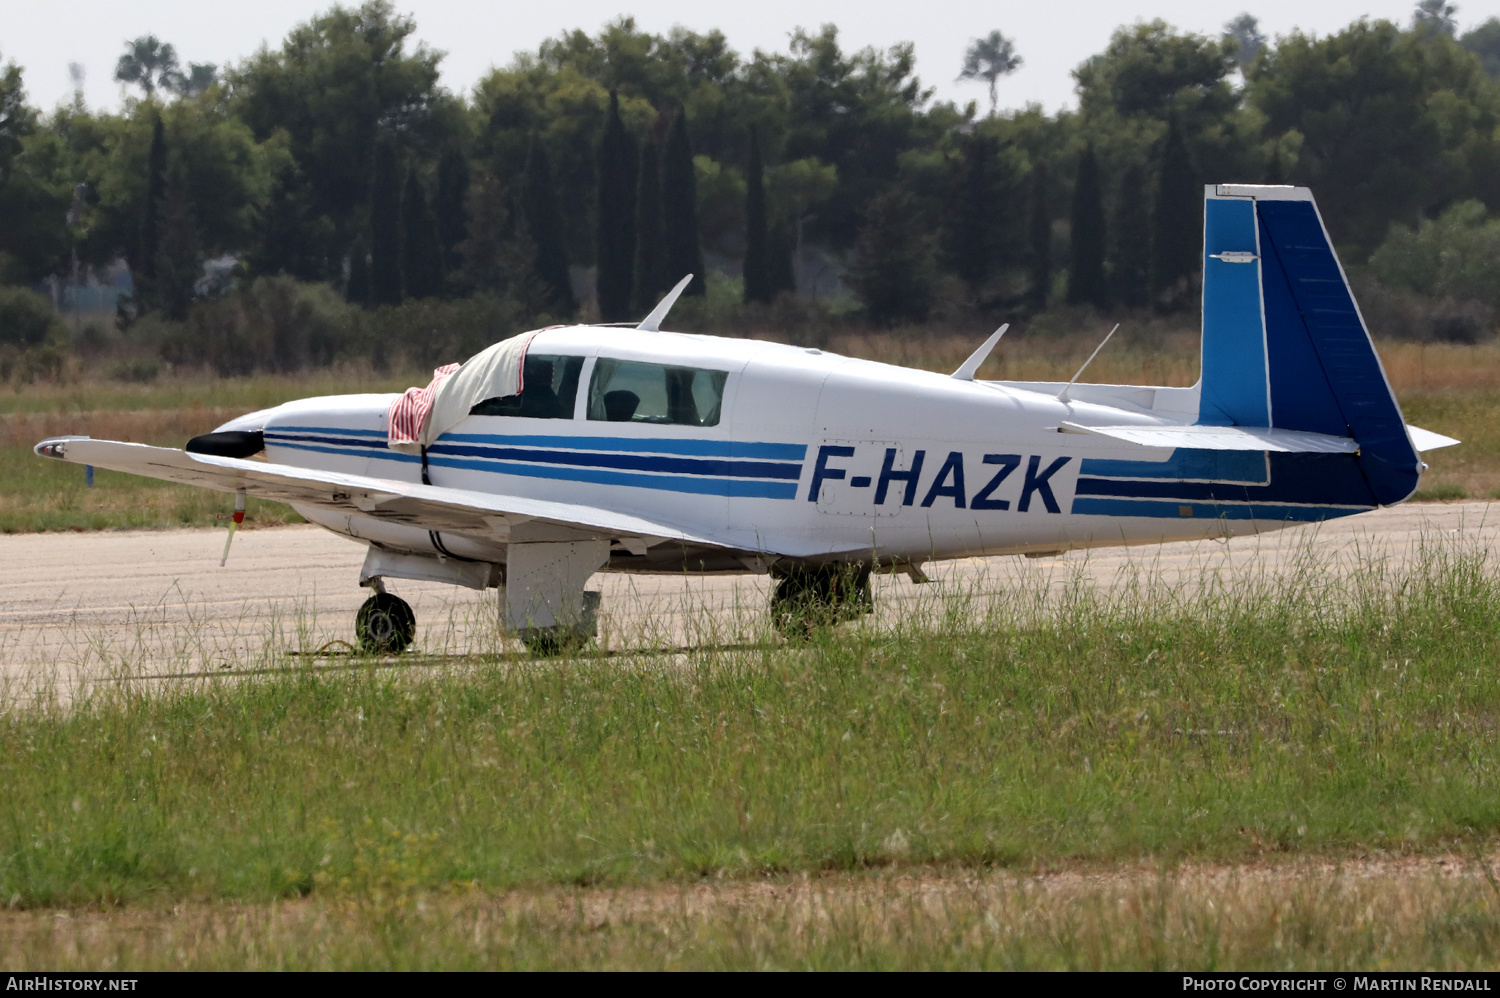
[186,430,264,459]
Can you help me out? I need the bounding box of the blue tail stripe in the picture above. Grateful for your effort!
[1200,197,1269,426]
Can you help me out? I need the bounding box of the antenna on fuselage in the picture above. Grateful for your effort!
[1056,323,1120,403]
[951,324,1009,381]
[636,274,694,332]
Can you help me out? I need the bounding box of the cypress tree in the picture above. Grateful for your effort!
[1265,146,1285,185]
[662,111,705,296]
[768,219,796,297]
[633,136,668,313]
[455,170,539,303]
[346,244,370,307]
[743,128,771,305]
[950,134,994,293]
[433,151,470,284]
[1067,144,1108,308]
[369,142,402,307]
[139,115,167,289]
[595,91,637,322]
[152,164,200,322]
[1152,115,1199,310]
[250,163,322,282]
[1026,163,1051,313]
[523,139,575,314]
[1110,163,1151,309]
[400,169,444,300]
[847,190,937,325]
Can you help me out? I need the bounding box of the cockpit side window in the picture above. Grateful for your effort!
[470,355,584,419]
[586,359,728,427]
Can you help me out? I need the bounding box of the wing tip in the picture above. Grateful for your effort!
[33,435,92,460]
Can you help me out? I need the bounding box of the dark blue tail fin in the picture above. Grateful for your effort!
[1200,185,1420,505]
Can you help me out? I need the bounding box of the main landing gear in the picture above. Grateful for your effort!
[770,564,873,638]
[355,590,416,654]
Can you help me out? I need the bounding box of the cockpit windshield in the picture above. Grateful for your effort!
[470,354,583,419]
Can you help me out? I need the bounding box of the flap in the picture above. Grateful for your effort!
[1058,421,1359,454]
[35,437,726,548]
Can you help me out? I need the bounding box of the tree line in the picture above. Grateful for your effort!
[2,0,1500,366]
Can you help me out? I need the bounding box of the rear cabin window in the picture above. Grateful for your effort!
[586,359,727,427]
[470,354,583,419]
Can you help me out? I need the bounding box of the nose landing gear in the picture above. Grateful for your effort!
[355,591,416,654]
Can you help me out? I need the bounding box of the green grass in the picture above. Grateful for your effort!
[6,542,1500,966]
[0,442,303,532]
[6,544,1500,904]
[1400,390,1500,497]
[0,369,423,416]
[1414,482,1471,501]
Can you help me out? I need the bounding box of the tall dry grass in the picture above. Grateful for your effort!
[6,858,1500,970]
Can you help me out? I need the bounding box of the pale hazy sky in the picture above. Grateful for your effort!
[4,0,1500,116]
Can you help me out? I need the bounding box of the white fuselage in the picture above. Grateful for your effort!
[237,326,1376,573]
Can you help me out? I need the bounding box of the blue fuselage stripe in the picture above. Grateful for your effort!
[430,456,799,498]
[264,440,800,499]
[271,425,389,438]
[267,440,419,463]
[1078,449,1268,483]
[1071,497,1368,521]
[266,436,801,480]
[442,432,807,460]
[267,432,389,449]
[426,442,801,479]
[265,426,807,460]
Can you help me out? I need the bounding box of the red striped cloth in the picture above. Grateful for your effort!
[387,363,460,448]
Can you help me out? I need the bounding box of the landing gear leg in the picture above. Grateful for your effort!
[770,564,872,638]
[504,540,609,656]
[356,590,416,654]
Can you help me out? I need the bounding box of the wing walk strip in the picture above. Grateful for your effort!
[262,428,807,501]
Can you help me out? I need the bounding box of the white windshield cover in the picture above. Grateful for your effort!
[387,331,536,453]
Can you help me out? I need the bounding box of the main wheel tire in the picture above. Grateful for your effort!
[770,565,872,638]
[520,629,590,657]
[355,593,416,654]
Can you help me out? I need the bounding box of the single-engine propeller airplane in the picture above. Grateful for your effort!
[35,185,1459,653]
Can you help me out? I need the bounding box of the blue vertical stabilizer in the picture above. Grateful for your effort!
[1198,185,1420,505]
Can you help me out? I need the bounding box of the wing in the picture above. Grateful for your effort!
[34,436,728,548]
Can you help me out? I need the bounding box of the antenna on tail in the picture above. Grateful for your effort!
[1056,323,1120,403]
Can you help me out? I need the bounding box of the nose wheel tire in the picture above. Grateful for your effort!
[355,593,416,654]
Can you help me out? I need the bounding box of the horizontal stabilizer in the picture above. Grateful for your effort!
[34,437,727,548]
[1058,422,1359,454]
[1407,425,1460,452]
